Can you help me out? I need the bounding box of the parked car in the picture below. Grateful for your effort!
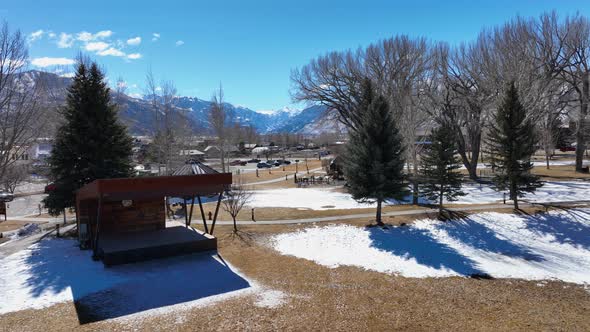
[229,160,247,166]
[273,161,281,167]
[44,183,56,193]
[247,158,261,163]
[281,160,291,165]
[0,191,14,202]
[559,146,576,152]
[257,162,272,168]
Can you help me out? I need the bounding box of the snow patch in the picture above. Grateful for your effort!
[254,289,287,308]
[0,239,271,320]
[248,181,590,211]
[272,210,590,284]
[249,188,376,210]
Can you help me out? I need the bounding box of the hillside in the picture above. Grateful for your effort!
[30,70,338,135]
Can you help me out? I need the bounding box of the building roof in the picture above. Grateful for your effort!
[172,160,219,176]
[179,149,204,156]
[76,172,231,201]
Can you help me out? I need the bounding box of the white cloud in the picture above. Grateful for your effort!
[94,30,113,39]
[175,40,184,46]
[77,30,112,42]
[152,33,160,41]
[76,31,93,42]
[28,30,44,42]
[57,33,74,48]
[84,41,110,52]
[97,47,125,57]
[48,31,56,38]
[126,53,142,60]
[59,72,75,78]
[31,57,75,67]
[127,37,141,46]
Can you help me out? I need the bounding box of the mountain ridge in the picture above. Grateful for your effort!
[30,70,341,136]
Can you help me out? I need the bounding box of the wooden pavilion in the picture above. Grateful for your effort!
[76,167,231,266]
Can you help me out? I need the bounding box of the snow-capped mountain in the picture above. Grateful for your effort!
[26,70,340,135]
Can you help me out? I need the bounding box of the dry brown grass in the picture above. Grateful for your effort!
[193,203,424,222]
[532,165,590,180]
[1,210,589,331]
[32,211,76,219]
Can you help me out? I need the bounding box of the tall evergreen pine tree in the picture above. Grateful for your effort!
[487,82,542,210]
[419,123,465,217]
[344,80,407,225]
[43,62,133,215]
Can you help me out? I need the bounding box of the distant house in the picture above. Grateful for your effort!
[204,145,239,158]
[240,143,257,154]
[204,146,221,158]
[251,146,270,155]
[179,149,205,160]
[28,139,53,160]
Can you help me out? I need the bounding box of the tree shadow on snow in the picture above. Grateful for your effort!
[368,212,549,278]
[524,209,590,250]
[23,240,251,324]
[368,226,485,277]
[437,216,544,262]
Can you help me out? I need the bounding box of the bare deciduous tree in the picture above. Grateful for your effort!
[144,70,186,174]
[0,22,45,187]
[560,14,590,172]
[210,84,230,172]
[221,177,253,233]
[1,164,28,193]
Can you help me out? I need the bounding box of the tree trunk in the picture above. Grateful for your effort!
[438,192,444,219]
[412,151,419,205]
[375,199,383,226]
[545,152,550,170]
[233,216,237,233]
[511,181,519,210]
[575,74,588,172]
[220,149,226,173]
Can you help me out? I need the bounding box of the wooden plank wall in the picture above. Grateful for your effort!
[100,199,166,233]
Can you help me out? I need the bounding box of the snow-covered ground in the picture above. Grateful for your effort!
[249,188,376,210]
[272,209,590,284]
[248,181,589,210]
[458,181,590,204]
[0,239,280,321]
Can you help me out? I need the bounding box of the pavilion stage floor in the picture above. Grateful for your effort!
[97,224,217,266]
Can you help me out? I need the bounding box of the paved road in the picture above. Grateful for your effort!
[5,194,46,219]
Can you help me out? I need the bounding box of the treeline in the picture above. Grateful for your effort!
[292,11,590,181]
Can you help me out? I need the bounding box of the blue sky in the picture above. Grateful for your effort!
[2,0,589,111]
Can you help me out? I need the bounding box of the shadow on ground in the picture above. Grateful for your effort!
[368,225,485,276]
[524,209,590,249]
[23,240,251,324]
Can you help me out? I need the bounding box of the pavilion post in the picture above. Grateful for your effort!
[183,198,189,226]
[197,196,209,234]
[209,192,223,235]
[188,196,195,226]
[92,196,103,260]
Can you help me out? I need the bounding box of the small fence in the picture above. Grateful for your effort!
[294,175,332,187]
